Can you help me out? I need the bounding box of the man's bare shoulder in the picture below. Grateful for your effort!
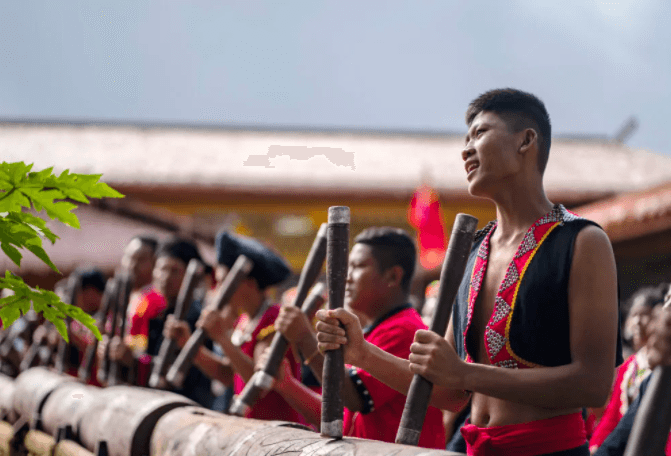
[572,223,615,262]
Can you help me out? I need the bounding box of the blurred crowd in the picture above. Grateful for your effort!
[1,227,671,454]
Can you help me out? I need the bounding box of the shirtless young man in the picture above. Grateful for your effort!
[316,88,622,455]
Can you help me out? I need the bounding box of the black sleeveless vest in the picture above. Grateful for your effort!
[452,205,623,368]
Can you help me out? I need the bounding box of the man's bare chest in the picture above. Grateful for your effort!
[471,245,519,358]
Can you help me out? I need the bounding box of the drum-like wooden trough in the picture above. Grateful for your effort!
[151,406,464,456]
[78,386,194,456]
[12,367,78,428]
[41,382,100,439]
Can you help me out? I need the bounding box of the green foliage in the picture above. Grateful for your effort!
[0,161,124,341]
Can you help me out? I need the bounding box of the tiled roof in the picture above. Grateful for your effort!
[575,181,671,243]
[2,121,670,196]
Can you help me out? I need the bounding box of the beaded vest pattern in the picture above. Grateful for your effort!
[463,205,581,369]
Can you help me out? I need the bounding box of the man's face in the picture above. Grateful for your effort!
[153,256,187,300]
[626,298,655,351]
[213,264,249,313]
[344,244,388,316]
[121,239,155,289]
[76,287,103,314]
[462,111,523,197]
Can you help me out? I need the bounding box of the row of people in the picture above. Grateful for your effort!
[5,88,671,455]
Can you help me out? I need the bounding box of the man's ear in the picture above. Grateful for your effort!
[385,265,404,289]
[519,128,538,155]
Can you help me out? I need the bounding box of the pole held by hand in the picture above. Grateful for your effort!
[395,213,478,446]
[230,224,328,415]
[166,255,254,389]
[321,207,350,439]
[149,259,205,389]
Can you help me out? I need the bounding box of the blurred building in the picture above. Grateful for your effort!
[576,181,671,300]
[3,120,671,294]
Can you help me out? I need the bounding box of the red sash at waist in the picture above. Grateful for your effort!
[461,412,586,456]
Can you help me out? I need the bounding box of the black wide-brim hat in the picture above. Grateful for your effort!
[215,231,291,289]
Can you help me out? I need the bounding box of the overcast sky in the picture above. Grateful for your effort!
[1,1,669,154]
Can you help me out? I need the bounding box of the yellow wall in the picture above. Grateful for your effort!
[147,196,496,270]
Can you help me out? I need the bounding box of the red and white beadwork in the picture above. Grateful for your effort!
[463,205,579,369]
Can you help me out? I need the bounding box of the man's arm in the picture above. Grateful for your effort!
[409,225,618,409]
[163,315,234,385]
[255,349,322,427]
[277,307,364,412]
[315,308,470,412]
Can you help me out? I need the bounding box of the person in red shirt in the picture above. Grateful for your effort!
[265,227,446,449]
[589,285,664,452]
[164,231,303,423]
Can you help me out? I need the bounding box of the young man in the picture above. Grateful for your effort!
[590,285,665,452]
[267,227,446,448]
[592,285,671,456]
[316,89,622,455]
[105,237,215,407]
[67,268,106,382]
[163,231,302,422]
[121,235,158,294]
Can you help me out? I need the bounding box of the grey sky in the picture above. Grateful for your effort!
[1,1,669,154]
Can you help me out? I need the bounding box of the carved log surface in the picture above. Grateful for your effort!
[78,386,194,456]
[40,383,100,438]
[2,369,466,456]
[151,406,464,456]
[12,368,77,426]
[0,374,15,423]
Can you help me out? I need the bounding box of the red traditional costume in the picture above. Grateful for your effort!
[589,350,651,452]
[233,303,304,424]
[124,286,167,385]
[344,306,446,449]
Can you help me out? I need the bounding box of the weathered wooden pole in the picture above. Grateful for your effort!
[107,273,133,386]
[55,274,83,375]
[148,259,204,389]
[396,213,478,446]
[230,282,327,416]
[78,278,117,383]
[166,255,254,389]
[321,206,349,439]
[230,223,327,416]
[97,274,123,384]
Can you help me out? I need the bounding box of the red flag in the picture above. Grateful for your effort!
[408,185,447,270]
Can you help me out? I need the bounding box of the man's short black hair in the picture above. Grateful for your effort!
[156,237,202,267]
[354,227,416,294]
[131,235,158,254]
[466,88,552,174]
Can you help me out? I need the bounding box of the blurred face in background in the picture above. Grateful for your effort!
[344,243,389,318]
[213,264,256,315]
[153,255,187,301]
[626,296,655,352]
[76,286,103,314]
[121,239,155,289]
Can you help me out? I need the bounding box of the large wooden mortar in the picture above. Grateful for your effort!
[41,382,101,439]
[78,386,193,456]
[150,406,464,456]
[12,367,78,427]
